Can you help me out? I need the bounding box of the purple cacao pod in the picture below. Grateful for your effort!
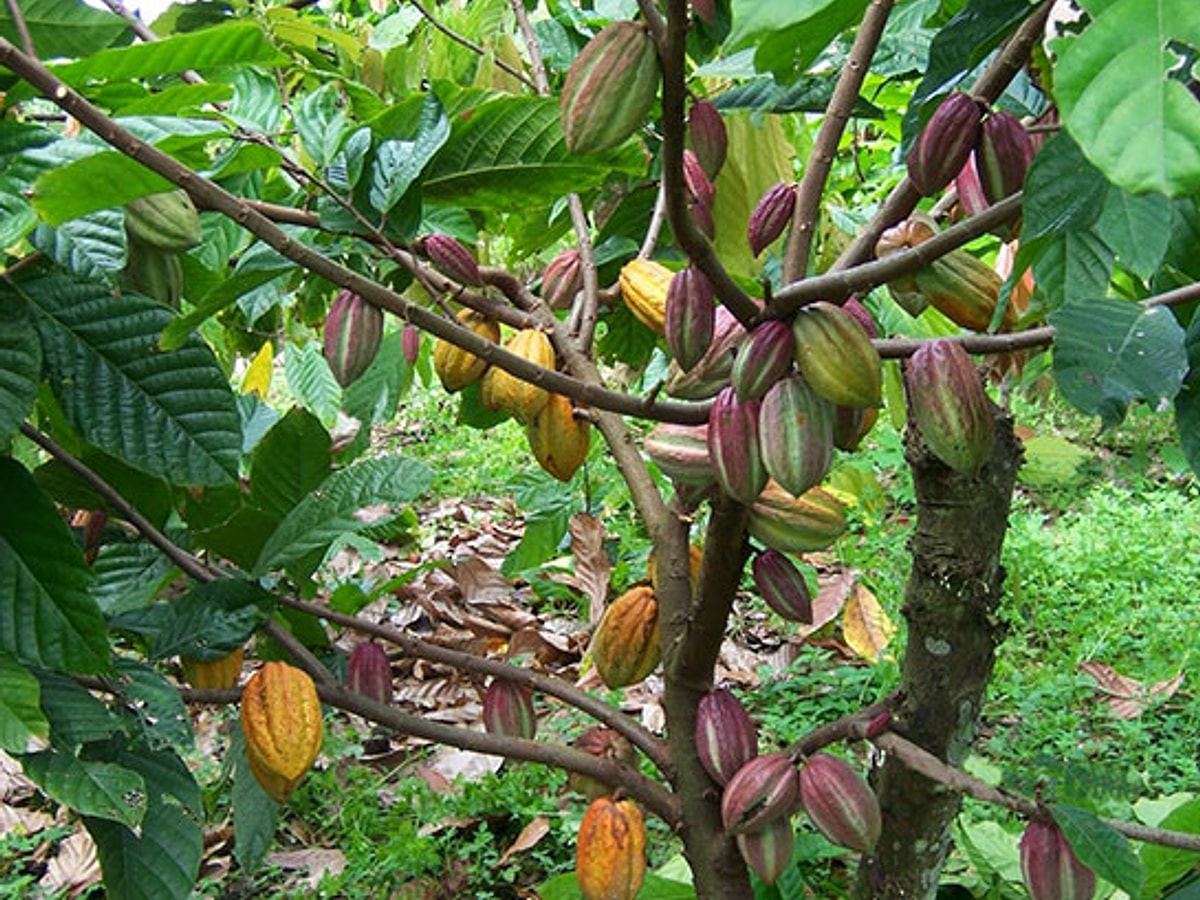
[735,816,795,885]
[690,0,716,27]
[346,641,392,705]
[907,92,984,197]
[721,753,801,835]
[905,339,994,475]
[696,688,759,786]
[841,297,878,339]
[689,100,727,178]
[665,304,750,400]
[665,266,716,373]
[977,110,1035,204]
[707,387,767,505]
[323,290,384,388]
[568,726,637,800]
[955,152,990,219]
[542,248,583,310]
[644,422,715,488]
[798,753,882,852]
[731,319,795,401]
[690,196,716,240]
[758,375,835,498]
[422,232,482,286]
[683,149,716,209]
[751,550,814,624]
[482,678,536,741]
[401,324,421,365]
[832,404,878,453]
[1020,820,1097,900]
[748,182,797,257]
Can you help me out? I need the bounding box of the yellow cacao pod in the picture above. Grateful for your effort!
[433,308,500,392]
[181,646,244,691]
[527,393,591,482]
[592,586,661,688]
[576,797,647,900]
[619,258,672,334]
[480,328,556,423]
[240,662,324,802]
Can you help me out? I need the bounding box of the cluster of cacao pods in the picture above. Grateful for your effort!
[121,189,201,309]
[240,662,324,802]
[1020,819,1096,900]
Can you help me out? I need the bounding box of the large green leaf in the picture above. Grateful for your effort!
[30,211,127,285]
[1095,186,1172,280]
[148,579,270,661]
[0,297,41,444]
[34,671,124,745]
[342,327,413,426]
[22,749,146,830]
[727,0,871,81]
[88,543,176,619]
[370,91,450,215]
[252,455,433,575]
[112,658,192,752]
[250,408,332,521]
[1141,798,1200,898]
[230,724,279,873]
[285,341,342,429]
[18,276,242,486]
[0,0,127,60]
[0,459,109,674]
[0,122,57,247]
[1052,804,1144,897]
[0,652,49,754]
[1053,0,1200,197]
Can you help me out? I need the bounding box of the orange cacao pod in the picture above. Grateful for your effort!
[576,797,647,900]
[480,328,556,423]
[591,586,661,688]
[618,258,672,334]
[240,662,324,802]
[181,646,244,691]
[433,308,500,392]
[527,393,591,482]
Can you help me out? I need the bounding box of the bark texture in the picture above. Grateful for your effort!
[853,406,1022,899]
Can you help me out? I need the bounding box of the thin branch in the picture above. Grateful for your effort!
[96,0,204,83]
[5,0,35,56]
[640,184,669,259]
[875,326,1054,359]
[409,0,536,90]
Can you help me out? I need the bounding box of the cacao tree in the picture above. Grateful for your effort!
[1,1,1199,898]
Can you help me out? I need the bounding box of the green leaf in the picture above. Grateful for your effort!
[111,658,192,752]
[285,341,343,429]
[295,83,348,169]
[342,328,413,426]
[1052,804,1144,897]
[35,445,175,529]
[250,408,332,521]
[0,652,49,754]
[35,671,124,745]
[727,0,871,81]
[30,210,127,284]
[252,455,433,576]
[0,0,127,60]
[22,749,146,830]
[1175,314,1200,477]
[148,579,270,661]
[1050,297,1188,426]
[1095,187,1172,280]
[0,297,41,444]
[1028,229,1114,313]
[1141,798,1200,897]
[158,262,293,351]
[1052,0,1200,197]
[230,723,279,873]
[18,275,242,486]
[1022,133,1110,242]
[369,91,450,214]
[502,508,571,577]
[0,458,109,674]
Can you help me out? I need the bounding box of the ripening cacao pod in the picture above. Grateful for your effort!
[591,586,661,688]
[747,481,847,555]
[181,646,244,691]
[841,297,878,339]
[433,308,501,392]
[561,21,660,156]
[323,290,384,388]
[683,149,716,209]
[576,797,647,900]
[568,727,637,800]
[346,641,392,706]
[798,753,882,852]
[977,110,1035,204]
[748,182,797,257]
[401,324,421,365]
[833,404,878,452]
[751,550,814,624]
[1020,819,1097,900]
[688,100,727,178]
[906,92,984,196]
[482,678,536,740]
[665,266,716,372]
[792,301,882,409]
[708,387,768,505]
[732,320,794,401]
[240,662,324,802]
[696,688,759,786]
[905,339,994,475]
[619,258,673,334]
[480,328,555,423]
[124,189,202,252]
[123,238,183,308]
[955,152,990,220]
[665,305,750,399]
[421,232,482,286]
[690,0,717,27]
[758,375,835,498]
[721,753,801,835]
[644,422,715,488]
[736,816,795,885]
[542,248,584,310]
[527,392,591,482]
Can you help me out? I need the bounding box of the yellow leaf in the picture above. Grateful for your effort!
[243,342,273,397]
[841,583,894,663]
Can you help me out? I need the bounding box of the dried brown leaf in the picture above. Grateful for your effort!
[39,830,100,896]
[841,583,895,663]
[797,568,856,637]
[496,815,551,867]
[568,513,610,625]
[1080,662,1184,719]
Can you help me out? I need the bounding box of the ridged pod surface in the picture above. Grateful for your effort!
[665,266,715,372]
[181,646,244,691]
[240,662,324,802]
[482,679,536,740]
[905,339,994,475]
[346,641,392,705]
[480,329,555,423]
[619,258,673,334]
[124,190,202,252]
[978,111,1035,204]
[792,302,882,409]
[591,586,661,688]
[401,325,421,365]
[643,422,715,488]
[906,92,984,196]
[683,150,716,208]
[732,320,794,401]
[798,753,882,852]
[1020,820,1097,900]
[688,100,727,177]
[721,753,801,835]
[542,248,583,310]
[708,387,767,505]
[665,305,748,399]
[422,232,482,286]
[323,290,384,388]
[758,375,835,498]
[576,797,647,900]
[833,405,878,453]
[748,482,847,554]
[748,182,797,257]
[736,817,795,885]
[527,393,591,482]
[568,727,637,800]
[561,22,659,156]
[433,308,500,392]
[696,688,758,786]
[751,550,814,624]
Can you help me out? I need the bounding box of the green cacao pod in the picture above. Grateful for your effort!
[561,21,660,155]
[758,375,835,498]
[124,190,201,252]
[905,339,995,475]
[527,392,591,482]
[643,422,715,489]
[240,662,323,802]
[433,308,500,392]
[123,238,183,308]
[323,290,384,388]
[747,481,847,555]
[792,301,882,409]
[480,328,555,423]
[591,586,661,689]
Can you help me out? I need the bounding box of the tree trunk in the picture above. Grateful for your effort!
[853,406,1022,899]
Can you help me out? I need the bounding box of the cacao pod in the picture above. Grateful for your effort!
[181,646,244,691]
[480,328,555,423]
[792,301,882,409]
[647,543,703,596]
[688,99,727,178]
[841,296,878,339]
[1020,819,1097,900]
[696,688,758,786]
[323,290,384,388]
[665,304,750,400]
[482,678,536,741]
[527,392,591,482]
[736,817,795,885]
[731,319,794,401]
[906,92,984,196]
[591,586,661,688]
[905,339,994,475]
[240,662,324,802]
[977,110,1035,204]
[798,753,882,852]
[643,422,715,489]
[758,375,835,498]
[421,232,482,286]
[690,0,717,27]
[708,387,768,505]
[683,149,716,209]
[123,237,183,308]
[721,753,801,835]
[561,21,660,156]
[748,182,797,257]
[747,481,847,555]
[346,641,392,706]
[833,404,878,452]
[665,266,716,373]
[690,195,716,240]
[568,727,637,800]
[751,550,814,624]
[954,152,990,220]
[542,248,584,310]
[433,308,501,392]
[576,797,647,900]
[124,189,202,252]
[619,258,673,334]
[401,324,421,365]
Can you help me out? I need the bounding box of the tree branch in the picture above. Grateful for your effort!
[409,0,536,90]
[5,0,35,56]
